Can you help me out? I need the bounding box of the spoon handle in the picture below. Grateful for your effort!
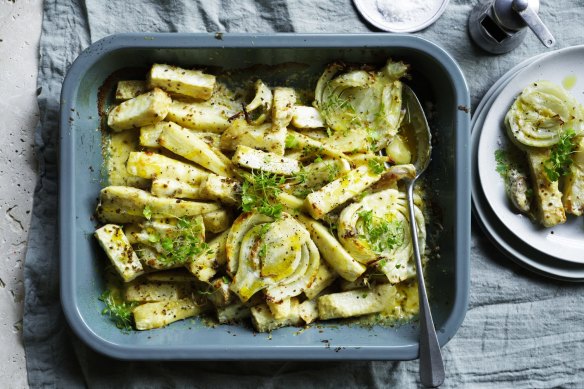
[407,181,445,388]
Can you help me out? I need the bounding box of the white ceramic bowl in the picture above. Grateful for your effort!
[353,0,450,33]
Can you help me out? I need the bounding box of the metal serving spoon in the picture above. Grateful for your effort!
[401,85,445,387]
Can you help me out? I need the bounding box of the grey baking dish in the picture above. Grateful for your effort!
[60,33,470,360]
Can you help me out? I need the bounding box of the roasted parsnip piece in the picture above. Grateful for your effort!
[148,63,215,100]
[317,283,397,320]
[115,80,148,101]
[201,209,233,234]
[298,299,319,324]
[107,131,150,188]
[133,298,207,330]
[107,88,171,131]
[250,298,302,333]
[199,174,241,205]
[291,106,325,129]
[186,230,229,282]
[94,224,144,282]
[563,136,584,216]
[232,145,300,176]
[158,121,233,177]
[97,186,221,224]
[151,178,204,200]
[220,118,286,155]
[166,100,231,133]
[527,149,566,227]
[126,151,208,184]
[303,261,337,300]
[125,281,184,302]
[217,301,251,324]
[305,165,383,219]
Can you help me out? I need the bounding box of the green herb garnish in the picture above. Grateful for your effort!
[367,158,386,175]
[294,168,308,184]
[241,170,286,218]
[544,128,576,181]
[293,187,313,198]
[285,134,299,149]
[495,149,510,177]
[258,243,268,259]
[99,289,138,331]
[143,205,152,220]
[326,161,340,182]
[358,210,404,253]
[320,93,357,126]
[156,217,208,266]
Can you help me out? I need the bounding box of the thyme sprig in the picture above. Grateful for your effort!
[99,289,138,331]
[544,128,576,181]
[148,217,209,266]
[241,170,286,218]
[358,210,404,253]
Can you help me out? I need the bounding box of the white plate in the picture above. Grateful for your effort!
[471,54,584,281]
[353,0,449,33]
[477,45,584,264]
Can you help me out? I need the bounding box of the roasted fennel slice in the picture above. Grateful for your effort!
[338,188,425,283]
[245,79,272,125]
[314,60,407,152]
[125,216,208,270]
[505,80,584,148]
[226,212,319,303]
[297,215,366,282]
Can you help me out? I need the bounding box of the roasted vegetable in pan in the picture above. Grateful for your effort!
[95,60,427,332]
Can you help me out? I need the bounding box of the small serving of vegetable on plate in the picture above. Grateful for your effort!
[94,60,431,333]
[497,80,584,227]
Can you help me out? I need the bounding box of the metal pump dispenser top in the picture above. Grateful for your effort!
[469,0,556,54]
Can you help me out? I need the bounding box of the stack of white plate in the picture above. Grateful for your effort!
[472,45,584,281]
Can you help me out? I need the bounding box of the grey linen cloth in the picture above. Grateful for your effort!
[24,0,584,387]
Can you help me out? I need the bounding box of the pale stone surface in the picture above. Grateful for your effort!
[0,0,43,387]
